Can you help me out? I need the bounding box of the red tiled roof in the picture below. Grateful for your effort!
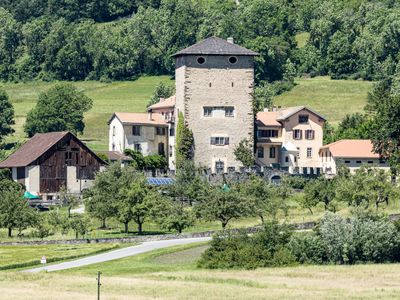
[320,139,380,158]
[256,106,326,127]
[110,112,167,126]
[148,95,176,110]
[0,132,69,168]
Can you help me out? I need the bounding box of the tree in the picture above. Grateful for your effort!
[195,185,252,229]
[85,163,120,229]
[0,179,35,237]
[303,177,338,213]
[175,111,194,168]
[70,214,91,239]
[118,173,159,234]
[58,186,79,218]
[240,176,286,223]
[366,78,400,175]
[147,81,175,107]
[154,198,195,233]
[0,89,15,142]
[234,139,254,168]
[24,83,93,137]
[0,8,21,81]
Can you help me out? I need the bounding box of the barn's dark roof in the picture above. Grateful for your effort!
[0,131,105,168]
[172,37,259,57]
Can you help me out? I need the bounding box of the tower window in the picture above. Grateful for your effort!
[197,56,206,65]
[229,56,238,64]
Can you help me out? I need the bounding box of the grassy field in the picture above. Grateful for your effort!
[1,243,400,299]
[2,75,371,151]
[1,76,173,151]
[274,76,373,125]
[0,243,122,270]
[1,192,399,242]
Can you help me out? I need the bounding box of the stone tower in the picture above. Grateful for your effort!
[173,37,258,172]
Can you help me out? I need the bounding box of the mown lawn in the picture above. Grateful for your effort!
[274,76,373,125]
[0,243,122,270]
[1,243,400,299]
[1,76,174,151]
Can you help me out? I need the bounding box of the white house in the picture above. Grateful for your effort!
[108,112,169,158]
[319,139,390,176]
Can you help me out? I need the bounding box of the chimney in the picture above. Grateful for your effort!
[227,37,234,44]
[148,109,153,121]
[160,97,165,102]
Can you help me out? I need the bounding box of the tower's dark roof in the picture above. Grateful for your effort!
[172,37,259,57]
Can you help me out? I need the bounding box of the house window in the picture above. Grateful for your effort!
[225,107,234,117]
[229,56,238,64]
[211,137,229,146]
[269,147,276,158]
[112,126,116,136]
[305,130,315,140]
[257,147,264,158]
[294,129,302,140]
[169,145,173,157]
[299,115,309,124]
[16,167,25,179]
[356,160,362,164]
[307,147,312,158]
[297,147,300,158]
[345,160,351,164]
[368,161,373,164]
[169,127,175,136]
[285,156,289,163]
[204,107,213,117]
[156,127,166,135]
[215,161,225,173]
[158,143,165,156]
[197,56,206,65]
[132,126,140,136]
[112,143,115,151]
[134,144,142,152]
[258,130,278,138]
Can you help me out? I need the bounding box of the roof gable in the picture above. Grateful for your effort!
[0,132,106,168]
[172,37,259,57]
[109,112,168,126]
[320,139,380,159]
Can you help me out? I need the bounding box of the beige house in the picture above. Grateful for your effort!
[320,139,390,176]
[256,106,325,174]
[173,37,258,173]
[148,96,176,169]
[108,112,169,158]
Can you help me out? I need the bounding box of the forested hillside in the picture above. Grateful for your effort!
[0,0,399,83]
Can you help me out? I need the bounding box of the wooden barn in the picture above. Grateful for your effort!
[0,131,106,200]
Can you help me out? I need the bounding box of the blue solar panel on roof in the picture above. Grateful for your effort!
[147,177,175,185]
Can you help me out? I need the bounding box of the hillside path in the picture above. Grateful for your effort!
[23,237,211,273]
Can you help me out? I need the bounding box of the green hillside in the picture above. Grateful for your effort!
[2,76,173,151]
[2,76,372,151]
[274,76,373,125]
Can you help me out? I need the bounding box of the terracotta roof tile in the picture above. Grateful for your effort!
[256,111,281,126]
[148,95,176,110]
[320,140,380,158]
[110,112,167,126]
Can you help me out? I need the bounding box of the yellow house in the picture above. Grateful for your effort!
[256,106,325,174]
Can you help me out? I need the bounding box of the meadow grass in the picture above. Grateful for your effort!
[2,75,372,151]
[1,76,174,151]
[274,76,373,125]
[1,243,400,299]
[0,243,122,270]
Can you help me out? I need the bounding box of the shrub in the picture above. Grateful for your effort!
[198,222,296,269]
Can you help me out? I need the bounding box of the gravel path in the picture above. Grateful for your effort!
[23,237,211,273]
